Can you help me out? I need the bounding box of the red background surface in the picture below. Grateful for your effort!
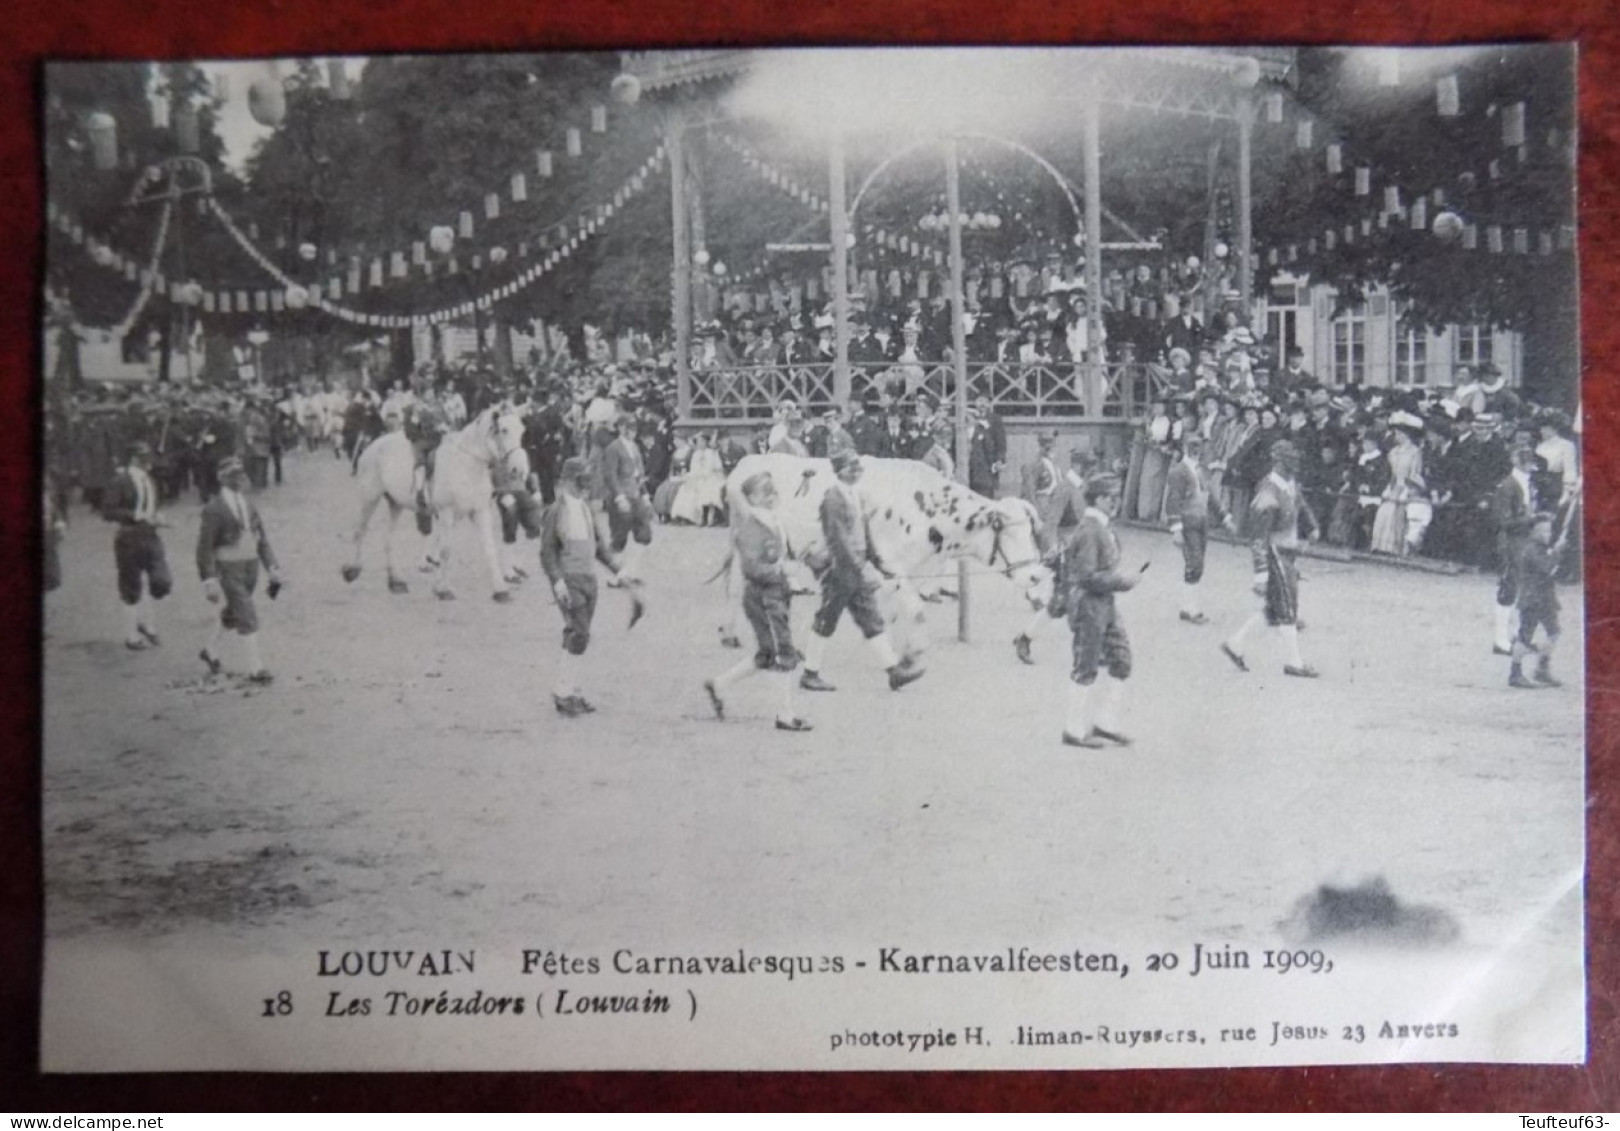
[2,0,1616,1111]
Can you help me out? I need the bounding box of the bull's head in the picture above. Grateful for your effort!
[973,497,1050,605]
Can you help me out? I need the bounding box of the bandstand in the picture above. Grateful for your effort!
[618,47,1296,461]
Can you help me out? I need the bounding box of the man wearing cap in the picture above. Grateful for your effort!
[1449,410,1510,567]
[1060,472,1138,747]
[1220,439,1320,678]
[196,456,280,683]
[798,450,925,694]
[704,470,811,732]
[1020,431,1068,552]
[102,440,173,650]
[601,412,655,586]
[1164,434,1235,625]
[540,456,640,717]
[1490,444,1539,655]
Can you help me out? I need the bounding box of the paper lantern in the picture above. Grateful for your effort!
[1214,242,1229,259]
[86,111,118,170]
[1231,57,1261,88]
[1462,224,1478,250]
[485,193,499,220]
[511,173,527,203]
[429,226,455,255]
[1355,167,1371,196]
[328,59,351,100]
[1503,102,1526,148]
[1487,225,1504,253]
[247,73,287,127]
[591,105,607,133]
[490,246,508,264]
[1513,228,1529,254]
[1325,144,1342,174]
[537,150,553,177]
[1265,92,1284,123]
[1296,120,1313,149]
[1410,198,1427,230]
[459,211,473,239]
[285,286,309,310]
[1437,74,1460,117]
[566,128,582,157]
[173,103,199,153]
[391,251,406,278]
[610,73,641,105]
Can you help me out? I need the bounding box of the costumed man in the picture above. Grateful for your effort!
[1491,444,1539,655]
[102,440,173,650]
[197,456,281,684]
[403,396,450,536]
[703,470,812,732]
[1165,434,1235,625]
[601,411,655,586]
[1020,430,1069,551]
[1060,472,1138,748]
[1509,512,1564,689]
[797,450,926,694]
[494,434,545,586]
[539,456,642,716]
[1220,439,1321,679]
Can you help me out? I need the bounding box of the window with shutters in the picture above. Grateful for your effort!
[1331,303,1367,385]
[1395,316,1428,386]
[1453,324,1494,369]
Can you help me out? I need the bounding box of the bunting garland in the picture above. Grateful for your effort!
[204,145,668,328]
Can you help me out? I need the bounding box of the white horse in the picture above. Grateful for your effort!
[342,405,526,602]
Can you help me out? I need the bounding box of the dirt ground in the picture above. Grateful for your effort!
[40,447,1586,1067]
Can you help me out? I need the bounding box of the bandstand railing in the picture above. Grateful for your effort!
[683,360,1178,424]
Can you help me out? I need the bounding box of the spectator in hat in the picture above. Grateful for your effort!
[102,440,173,651]
[197,454,281,683]
[1133,397,1174,522]
[1371,412,1428,556]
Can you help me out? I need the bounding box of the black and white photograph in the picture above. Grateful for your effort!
[39,46,1584,1071]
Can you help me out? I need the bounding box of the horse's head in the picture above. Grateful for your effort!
[480,406,525,463]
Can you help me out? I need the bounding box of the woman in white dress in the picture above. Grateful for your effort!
[1370,415,1427,555]
[672,432,727,527]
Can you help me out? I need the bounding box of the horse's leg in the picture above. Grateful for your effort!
[384,500,409,593]
[477,504,512,603]
[433,509,458,600]
[343,492,382,583]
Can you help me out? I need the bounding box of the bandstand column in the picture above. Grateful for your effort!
[1083,98,1105,416]
[667,107,693,420]
[828,136,852,406]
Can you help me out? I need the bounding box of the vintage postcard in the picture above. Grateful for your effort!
[40,45,1583,1071]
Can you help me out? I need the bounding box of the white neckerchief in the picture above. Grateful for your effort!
[559,493,593,541]
[1267,470,1296,498]
[221,487,251,536]
[131,467,153,522]
[1084,506,1113,528]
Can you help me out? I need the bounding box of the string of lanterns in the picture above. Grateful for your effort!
[47,196,175,338]
[1248,69,1574,272]
[203,145,666,328]
[47,144,666,332]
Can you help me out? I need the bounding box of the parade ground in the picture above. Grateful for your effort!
[43,448,1584,984]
